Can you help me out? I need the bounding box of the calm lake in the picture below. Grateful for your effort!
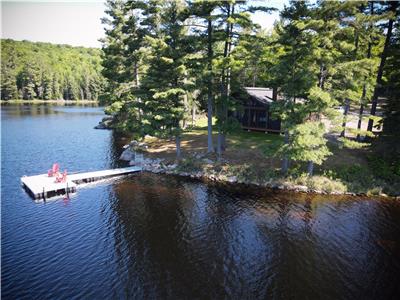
[1,104,400,299]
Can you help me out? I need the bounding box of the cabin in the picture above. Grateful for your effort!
[233,87,281,133]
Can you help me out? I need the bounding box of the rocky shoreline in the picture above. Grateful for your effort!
[94,115,115,129]
[119,140,365,197]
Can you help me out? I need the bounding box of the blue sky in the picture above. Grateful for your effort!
[1,0,287,48]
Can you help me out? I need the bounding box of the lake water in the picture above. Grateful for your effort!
[2,104,400,299]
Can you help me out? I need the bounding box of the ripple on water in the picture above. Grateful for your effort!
[2,105,400,299]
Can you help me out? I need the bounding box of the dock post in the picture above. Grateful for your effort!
[66,182,69,197]
[42,187,46,201]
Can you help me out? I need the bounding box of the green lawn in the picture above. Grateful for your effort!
[187,116,283,157]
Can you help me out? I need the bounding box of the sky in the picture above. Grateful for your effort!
[1,0,287,48]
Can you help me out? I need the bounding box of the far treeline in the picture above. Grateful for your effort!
[1,39,105,101]
[101,0,399,176]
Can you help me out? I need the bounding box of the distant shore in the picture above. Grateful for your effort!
[0,99,99,105]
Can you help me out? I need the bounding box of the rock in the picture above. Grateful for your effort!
[138,142,148,149]
[94,123,107,129]
[129,140,139,146]
[94,116,114,130]
[120,148,135,161]
[193,152,206,159]
[168,163,178,170]
[292,185,308,192]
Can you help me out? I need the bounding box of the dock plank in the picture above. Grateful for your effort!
[21,166,142,199]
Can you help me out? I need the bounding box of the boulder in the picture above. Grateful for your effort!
[94,116,114,130]
[226,176,238,183]
[292,185,308,193]
[120,148,135,161]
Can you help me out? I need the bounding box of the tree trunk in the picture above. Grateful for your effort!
[218,3,234,153]
[356,103,364,141]
[340,99,350,137]
[134,61,142,122]
[134,61,140,87]
[367,1,398,132]
[192,105,196,127]
[357,3,374,141]
[307,161,314,176]
[176,135,181,159]
[281,130,289,175]
[273,87,278,101]
[207,17,214,153]
[217,132,223,160]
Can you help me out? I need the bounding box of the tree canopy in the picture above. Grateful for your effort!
[1,39,105,100]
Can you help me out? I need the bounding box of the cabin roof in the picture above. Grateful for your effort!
[244,87,274,105]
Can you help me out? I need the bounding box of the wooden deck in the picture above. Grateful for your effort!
[21,166,142,199]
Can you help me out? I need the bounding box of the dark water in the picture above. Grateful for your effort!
[2,105,400,299]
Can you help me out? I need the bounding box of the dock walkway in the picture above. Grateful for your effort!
[21,166,142,199]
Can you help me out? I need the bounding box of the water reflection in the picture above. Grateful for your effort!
[108,175,400,299]
[0,103,99,118]
[2,105,400,299]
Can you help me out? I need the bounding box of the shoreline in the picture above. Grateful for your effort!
[1,99,99,105]
[119,145,398,199]
[139,161,365,197]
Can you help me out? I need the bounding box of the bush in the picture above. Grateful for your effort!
[338,137,371,149]
[367,155,400,181]
[294,175,347,193]
[177,158,203,172]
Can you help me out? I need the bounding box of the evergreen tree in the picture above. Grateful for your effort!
[1,39,103,101]
[367,1,400,132]
[101,0,129,105]
[1,62,18,100]
[375,19,400,172]
[137,0,189,158]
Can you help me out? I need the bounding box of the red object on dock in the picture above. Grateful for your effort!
[55,170,67,183]
[48,163,60,177]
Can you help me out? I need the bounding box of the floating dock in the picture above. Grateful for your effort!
[21,166,142,199]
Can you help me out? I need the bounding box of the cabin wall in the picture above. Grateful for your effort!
[235,97,280,132]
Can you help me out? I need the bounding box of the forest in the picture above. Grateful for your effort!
[101,0,399,190]
[1,39,104,101]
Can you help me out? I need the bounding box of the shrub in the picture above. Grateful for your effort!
[338,137,370,149]
[294,175,347,193]
[177,158,203,172]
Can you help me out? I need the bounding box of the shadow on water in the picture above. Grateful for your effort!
[108,174,400,299]
[2,105,400,299]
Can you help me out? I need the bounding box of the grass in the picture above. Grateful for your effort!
[139,116,399,196]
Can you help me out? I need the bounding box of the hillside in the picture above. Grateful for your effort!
[1,39,105,101]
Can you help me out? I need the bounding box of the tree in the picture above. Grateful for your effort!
[367,1,400,132]
[1,39,104,101]
[1,62,18,100]
[374,19,400,171]
[187,0,225,153]
[271,0,318,174]
[101,0,129,105]
[136,0,189,158]
[270,1,341,175]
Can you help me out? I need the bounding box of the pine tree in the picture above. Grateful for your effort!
[367,1,400,132]
[187,1,219,153]
[101,0,128,104]
[375,19,400,171]
[1,63,18,100]
[271,0,318,174]
[271,1,340,175]
[137,0,189,158]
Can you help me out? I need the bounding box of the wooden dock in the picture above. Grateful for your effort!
[21,166,142,199]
